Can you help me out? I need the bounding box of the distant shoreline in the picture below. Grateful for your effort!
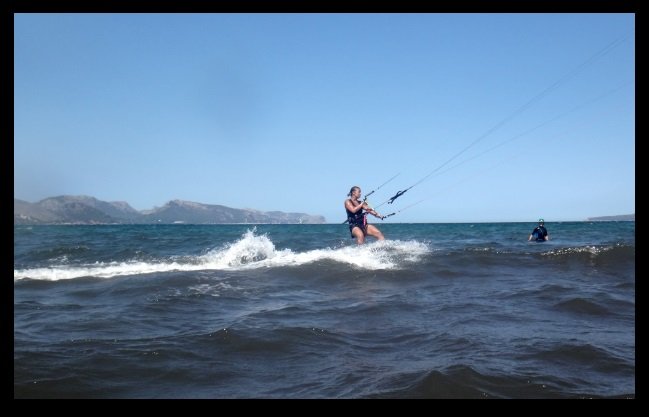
[586,214,635,222]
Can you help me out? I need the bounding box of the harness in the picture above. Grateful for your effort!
[346,203,367,235]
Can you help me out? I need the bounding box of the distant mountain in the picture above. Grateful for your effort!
[14,198,61,223]
[36,196,142,223]
[587,213,635,221]
[14,196,326,225]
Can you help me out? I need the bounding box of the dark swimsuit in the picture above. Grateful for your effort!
[346,203,367,238]
[532,226,547,242]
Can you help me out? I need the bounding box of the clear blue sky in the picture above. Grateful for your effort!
[14,13,634,223]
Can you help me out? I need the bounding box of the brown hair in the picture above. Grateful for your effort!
[348,186,360,197]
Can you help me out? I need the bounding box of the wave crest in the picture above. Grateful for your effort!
[14,229,431,281]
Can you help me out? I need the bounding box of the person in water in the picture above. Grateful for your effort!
[345,186,385,245]
[528,218,550,242]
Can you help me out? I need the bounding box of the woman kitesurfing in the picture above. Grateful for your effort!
[344,186,385,245]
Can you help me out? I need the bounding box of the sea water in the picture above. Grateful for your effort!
[14,222,635,398]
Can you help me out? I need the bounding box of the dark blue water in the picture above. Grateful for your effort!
[14,222,635,398]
